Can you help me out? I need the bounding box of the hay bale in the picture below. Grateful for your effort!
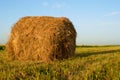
[6,16,76,62]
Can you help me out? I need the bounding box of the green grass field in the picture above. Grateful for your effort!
[0,45,120,80]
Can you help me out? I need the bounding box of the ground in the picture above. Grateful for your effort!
[0,45,120,80]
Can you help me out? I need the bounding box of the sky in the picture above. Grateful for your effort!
[0,0,120,45]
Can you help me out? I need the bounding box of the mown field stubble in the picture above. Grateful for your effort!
[0,45,120,80]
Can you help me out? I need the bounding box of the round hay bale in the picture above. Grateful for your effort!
[6,16,76,62]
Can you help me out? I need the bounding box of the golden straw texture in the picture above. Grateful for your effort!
[6,16,76,62]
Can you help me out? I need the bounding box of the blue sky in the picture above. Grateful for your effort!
[0,0,120,45]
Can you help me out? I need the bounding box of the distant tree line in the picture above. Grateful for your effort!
[0,45,5,50]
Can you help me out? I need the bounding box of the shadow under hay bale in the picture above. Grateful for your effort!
[6,16,76,62]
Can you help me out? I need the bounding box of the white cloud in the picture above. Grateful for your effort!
[42,1,68,9]
[52,3,65,9]
[104,11,120,16]
[42,2,49,7]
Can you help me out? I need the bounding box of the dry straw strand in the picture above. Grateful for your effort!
[6,16,77,62]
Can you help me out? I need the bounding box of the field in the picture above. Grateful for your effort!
[0,45,120,80]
